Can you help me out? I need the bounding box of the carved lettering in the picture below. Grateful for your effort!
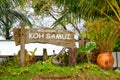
[29,33,44,39]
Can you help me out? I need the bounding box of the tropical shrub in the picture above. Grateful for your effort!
[78,42,96,63]
[86,18,120,52]
[114,37,120,52]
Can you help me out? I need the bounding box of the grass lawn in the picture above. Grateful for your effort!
[0,57,120,80]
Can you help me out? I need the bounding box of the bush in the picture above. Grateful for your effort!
[114,37,120,52]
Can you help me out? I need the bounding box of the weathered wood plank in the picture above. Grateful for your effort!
[13,28,75,48]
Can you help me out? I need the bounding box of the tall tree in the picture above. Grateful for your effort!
[0,0,32,40]
[53,0,120,48]
[53,0,120,23]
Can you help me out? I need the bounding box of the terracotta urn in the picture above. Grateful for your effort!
[97,52,114,70]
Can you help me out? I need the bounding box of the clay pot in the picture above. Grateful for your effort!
[97,52,114,70]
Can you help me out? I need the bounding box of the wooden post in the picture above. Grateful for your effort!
[43,48,48,61]
[68,48,77,66]
[20,22,26,66]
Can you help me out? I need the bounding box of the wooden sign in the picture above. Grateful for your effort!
[13,27,75,48]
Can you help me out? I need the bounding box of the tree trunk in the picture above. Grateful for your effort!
[68,48,77,66]
[5,16,11,40]
[5,26,10,40]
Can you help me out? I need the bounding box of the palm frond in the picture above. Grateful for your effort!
[9,10,32,27]
[51,10,69,29]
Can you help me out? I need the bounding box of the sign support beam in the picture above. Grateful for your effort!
[20,22,26,66]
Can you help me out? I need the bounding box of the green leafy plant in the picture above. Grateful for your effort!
[78,42,96,63]
[0,57,120,80]
[114,37,120,52]
[29,48,37,55]
[86,18,120,52]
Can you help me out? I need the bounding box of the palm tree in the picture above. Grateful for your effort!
[0,0,32,40]
[32,0,82,35]
[53,0,120,23]
[53,0,120,48]
[34,0,120,33]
